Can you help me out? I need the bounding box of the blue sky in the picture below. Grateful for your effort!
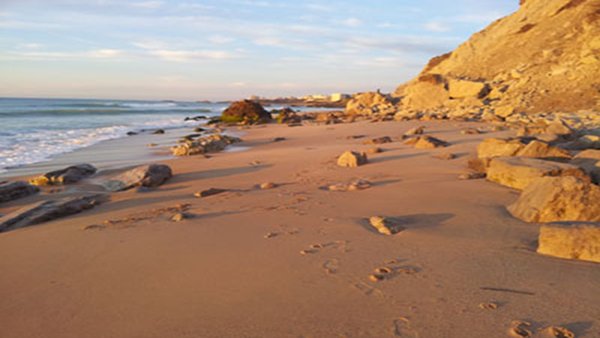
[0,0,518,100]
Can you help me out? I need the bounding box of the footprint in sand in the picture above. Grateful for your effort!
[300,249,319,255]
[478,302,498,310]
[510,321,532,338]
[351,281,383,297]
[322,258,339,274]
[369,267,394,282]
[264,232,279,239]
[545,326,575,338]
[392,317,418,337]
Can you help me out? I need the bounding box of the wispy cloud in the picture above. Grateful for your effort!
[148,49,235,62]
[130,1,164,9]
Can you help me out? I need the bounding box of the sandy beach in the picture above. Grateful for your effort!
[1,119,598,337]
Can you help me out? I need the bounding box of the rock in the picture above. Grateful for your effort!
[171,134,241,156]
[152,129,165,134]
[409,136,449,149]
[369,216,405,235]
[487,157,586,190]
[561,134,600,150]
[0,181,39,203]
[345,92,395,116]
[171,213,186,222]
[194,127,205,132]
[515,140,572,160]
[433,152,456,160]
[507,176,600,223]
[194,188,227,198]
[221,100,271,124]
[545,120,573,136]
[403,126,425,138]
[327,179,371,192]
[363,136,393,145]
[459,172,486,180]
[477,138,527,159]
[259,182,277,190]
[461,127,482,135]
[572,149,600,183]
[274,108,301,124]
[273,137,286,142]
[103,164,172,192]
[447,79,489,99]
[337,151,368,168]
[127,131,138,136]
[367,147,382,154]
[0,194,107,232]
[29,164,97,186]
[185,115,208,121]
[537,223,600,263]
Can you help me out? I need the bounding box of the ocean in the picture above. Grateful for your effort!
[0,97,337,174]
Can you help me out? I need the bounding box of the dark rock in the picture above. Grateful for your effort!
[127,131,138,136]
[194,127,206,132]
[184,115,208,121]
[273,107,302,124]
[273,137,286,142]
[103,164,172,192]
[29,164,97,186]
[0,194,107,232]
[152,129,165,134]
[221,100,271,124]
[363,136,393,145]
[0,181,39,203]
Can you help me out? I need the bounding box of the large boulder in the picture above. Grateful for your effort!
[477,138,528,159]
[29,164,97,186]
[447,79,489,99]
[537,223,600,263]
[0,194,107,232]
[572,149,600,183]
[345,92,395,116]
[0,181,39,204]
[103,164,172,192]
[507,176,600,223]
[337,151,367,168]
[221,100,271,124]
[171,134,241,156]
[515,140,572,160]
[487,157,585,190]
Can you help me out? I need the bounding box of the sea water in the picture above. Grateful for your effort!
[0,97,226,173]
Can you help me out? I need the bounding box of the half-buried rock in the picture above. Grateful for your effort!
[337,151,367,168]
[29,163,97,186]
[0,181,39,203]
[537,223,600,263]
[404,136,449,149]
[486,157,586,190]
[0,194,107,232]
[171,134,241,156]
[507,176,600,223]
[369,216,405,235]
[103,164,172,192]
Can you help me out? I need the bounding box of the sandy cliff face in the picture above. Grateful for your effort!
[396,0,600,114]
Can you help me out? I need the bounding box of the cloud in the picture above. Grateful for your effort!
[87,49,122,58]
[148,49,235,62]
[130,1,164,9]
[340,17,362,27]
[424,21,451,32]
[0,49,124,60]
[208,35,235,44]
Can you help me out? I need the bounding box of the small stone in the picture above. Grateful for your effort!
[171,213,186,222]
[459,172,486,180]
[264,232,278,239]
[403,126,425,138]
[273,137,286,142]
[194,188,228,198]
[260,182,277,190]
[152,129,165,134]
[367,147,382,154]
[479,302,498,310]
[545,326,575,338]
[433,152,456,160]
[369,216,405,235]
[363,136,393,145]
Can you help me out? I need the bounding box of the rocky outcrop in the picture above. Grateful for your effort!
[507,176,600,223]
[0,194,107,232]
[273,108,302,124]
[221,100,271,124]
[345,92,396,116]
[0,181,39,203]
[337,151,368,168]
[486,157,585,190]
[516,140,572,160]
[394,0,600,115]
[29,164,97,186]
[537,223,600,263]
[171,134,241,156]
[477,138,528,160]
[103,164,172,192]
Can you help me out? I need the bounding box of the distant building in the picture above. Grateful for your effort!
[330,93,350,102]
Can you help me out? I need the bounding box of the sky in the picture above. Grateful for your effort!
[0,0,519,101]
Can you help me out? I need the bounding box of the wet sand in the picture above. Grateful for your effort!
[0,120,598,338]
